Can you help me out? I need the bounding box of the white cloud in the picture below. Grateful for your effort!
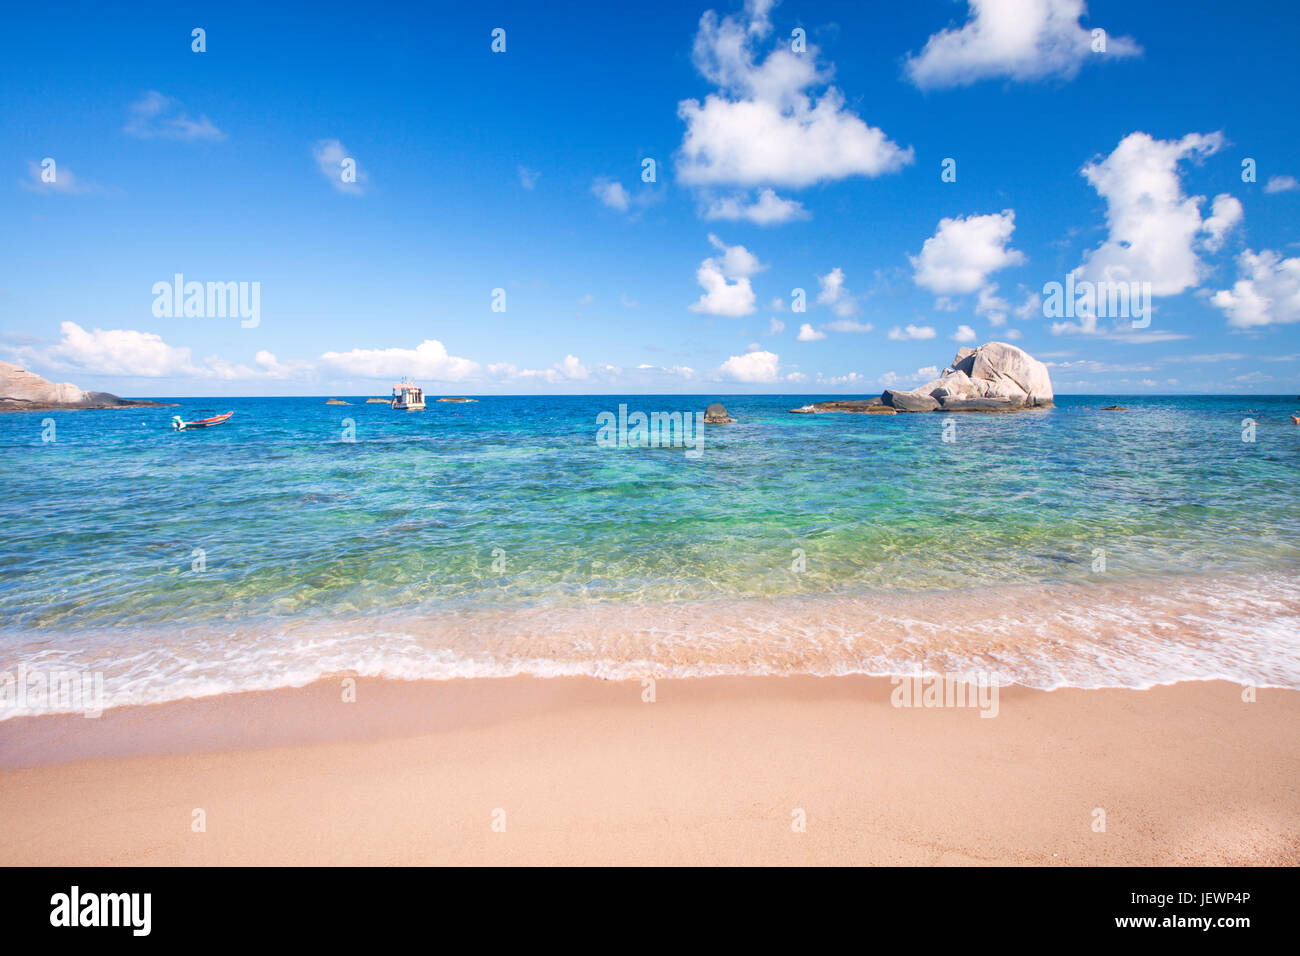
[878,366,939,387]
[124,91,223,141]
[689,235,764,316]
[591,178,630,211]
[818,371,865,386]
[676,3,912,190]
[1074,131,1230,296]
[950,324,977,343]
[557,354,589,379]
[1265,175,1299,194]
[1210,249,1300,328]
[720,349,780,382]
[975,284,1010,326]
[703,188,809,225]
[313,139,368,195]
[796,323,826,341]
[887,324,937,341]
[319,338,480,381]
[1201,194,1243,252]
[45,322,198,377]
[904,0,1140,89]
[767,317,785,334]
[816,267,859,317]
[518,165,540,189]
[911,211,1025,295]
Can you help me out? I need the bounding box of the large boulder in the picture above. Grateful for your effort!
[882,388,940,412]
[0,361,86,405]
[704,402,735,424]
[879,342,1054,412]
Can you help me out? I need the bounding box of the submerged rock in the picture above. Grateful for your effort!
[704,402,735,424]
[790,399,893,414]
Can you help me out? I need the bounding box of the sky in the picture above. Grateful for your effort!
[2,0,1298,396]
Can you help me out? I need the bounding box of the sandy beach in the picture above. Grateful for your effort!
[1,675,1296,866]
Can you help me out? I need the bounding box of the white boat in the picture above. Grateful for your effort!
[391,378,426,410]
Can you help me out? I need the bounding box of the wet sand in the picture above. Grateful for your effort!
[1,675,1296,865]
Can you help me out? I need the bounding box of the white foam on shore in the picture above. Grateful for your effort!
[2,571,1298,718]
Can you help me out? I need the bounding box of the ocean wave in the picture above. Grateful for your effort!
[2,570,1297,718]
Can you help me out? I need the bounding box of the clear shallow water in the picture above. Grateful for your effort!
[1,393,1298,709]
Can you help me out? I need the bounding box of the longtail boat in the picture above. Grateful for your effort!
[171,411,233,431]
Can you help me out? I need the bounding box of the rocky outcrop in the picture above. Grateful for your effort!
[790,399,895,414]
[882,342,1053,413]
[0,361,173,412]
[704,402,735,424]
[437,397,476,403]
[325,398,350,405]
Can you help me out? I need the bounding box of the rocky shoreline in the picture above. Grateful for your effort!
[0,361,174,413]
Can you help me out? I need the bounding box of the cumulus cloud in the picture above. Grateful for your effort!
[950,324,977,343]
[719,348,780,382]
[518,165,540,189]
[677,1,912,193]
[1265,175,1299,194]
[904,0,1140,89]
[796,323,825,341]
[703,188,809,225]
[816,267,859,317]
[688,234,764,316]
[319,338,480,381]
[1210,249,1300,328]
[768,317,785,335]
[313,139,368,194]
[1201,194,1243,252]
[43,322,198,377]
[13,322,309,381]
[1074,131,1233,296]
[124,91,223,141]
[911,210,1025,296]
[887,324,937,341]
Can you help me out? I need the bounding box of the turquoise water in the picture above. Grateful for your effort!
[1,394,1298,703]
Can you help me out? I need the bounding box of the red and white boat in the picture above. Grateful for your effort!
[171,411,233,430]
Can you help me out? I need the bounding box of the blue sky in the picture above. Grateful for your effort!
[2,0,1298,395]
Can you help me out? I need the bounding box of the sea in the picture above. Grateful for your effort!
[1,393,1297,715]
